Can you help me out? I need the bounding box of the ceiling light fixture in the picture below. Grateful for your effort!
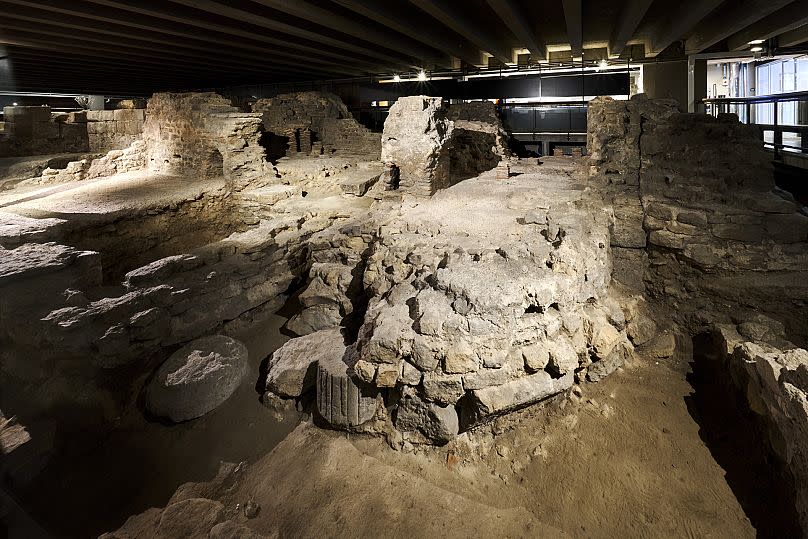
[750,46,764,52]
[418,70,427,81]
[748,39,765,45]
[393,74,401,82]
[598,59,608,71]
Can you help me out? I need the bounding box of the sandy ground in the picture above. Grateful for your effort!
[100,337,788,539]
[0,170,225,215]
[231,345,756,538]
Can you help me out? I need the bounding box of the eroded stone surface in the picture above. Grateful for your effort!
[265,329,342,398]
[146,335,249,422]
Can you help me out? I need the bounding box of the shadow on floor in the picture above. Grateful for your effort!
[684,333,800,538]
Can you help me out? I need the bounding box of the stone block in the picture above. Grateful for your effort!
[316,349,377,428]
[649,230,686,249]
[712,224,763,243]
[463,371,573,426]
[766,213,808,244]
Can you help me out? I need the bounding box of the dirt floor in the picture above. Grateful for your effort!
[97,331,801,539]
[0,313,299,539]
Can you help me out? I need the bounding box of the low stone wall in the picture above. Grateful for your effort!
[85,108,145,152]
[321,117,381,158]
[588,95,808,342]
[17,141,146,188]
[144,92,270,188]
[253,91,379,160]
[0,106,89,157]
[712,319,808,535]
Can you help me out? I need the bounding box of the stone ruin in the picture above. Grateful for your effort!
[4,89,808,535]
[0,106,89,157]
[381,96,510,196]
[253,91,381,160]
[144,92,271,188]
[588,94,808,530]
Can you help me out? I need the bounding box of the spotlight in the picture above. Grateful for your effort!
[748,39,765,45]
[418,70,427,81]
[598,59,608,71]
[12,102,17,106]
[393,74,401,82]
[750,46,763,52]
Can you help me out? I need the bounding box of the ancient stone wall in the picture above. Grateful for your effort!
[320,117,381,158]
[381,96,453,197]
[144,92,270,188]
[252,91,378,159]
[85,108,145,152]
[589,95,808,342]
[0,106,89,157]
[712,320,808,535]
[17,141,146,188]
[446,101,510,183]
[262,159,651,444]
[381,97,510,196]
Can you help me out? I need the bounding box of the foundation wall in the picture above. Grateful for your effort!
[0,106,89,157]
[143,92,270,187]
[589,95,808,342]
[85,108,145,152]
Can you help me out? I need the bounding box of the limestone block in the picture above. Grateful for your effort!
[649,230,686,249]
[587,339,632,382]
[395,389,459,445]
[146,335,249,422]
[265,329,343,398]
[463,371,573,425]
[381,96,453,196]
[422,372,465,405]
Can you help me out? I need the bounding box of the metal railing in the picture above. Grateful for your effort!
[703,90,808,159]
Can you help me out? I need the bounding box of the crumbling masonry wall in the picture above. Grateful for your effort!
[0,106,89,157]
[381,97,510,196]
[252,91,380,159]
[589,95,808,341]
[144,92,270,188]
[85,108,145,152]
[590,95,808,534]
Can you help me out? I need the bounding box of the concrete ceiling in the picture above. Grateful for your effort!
[0,0,806,95]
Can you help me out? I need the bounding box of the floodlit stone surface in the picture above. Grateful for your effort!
[4,89,808,537]
[381,96,454,196]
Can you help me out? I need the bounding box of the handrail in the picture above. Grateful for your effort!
[702,90,808,160]
[703,90,808,105]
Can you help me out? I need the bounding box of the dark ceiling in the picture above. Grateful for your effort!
[0,0,806,95]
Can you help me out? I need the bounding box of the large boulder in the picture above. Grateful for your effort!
[146,335,249,422]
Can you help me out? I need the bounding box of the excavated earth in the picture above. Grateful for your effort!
[3,94,807,538]
[1,157,790,538]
